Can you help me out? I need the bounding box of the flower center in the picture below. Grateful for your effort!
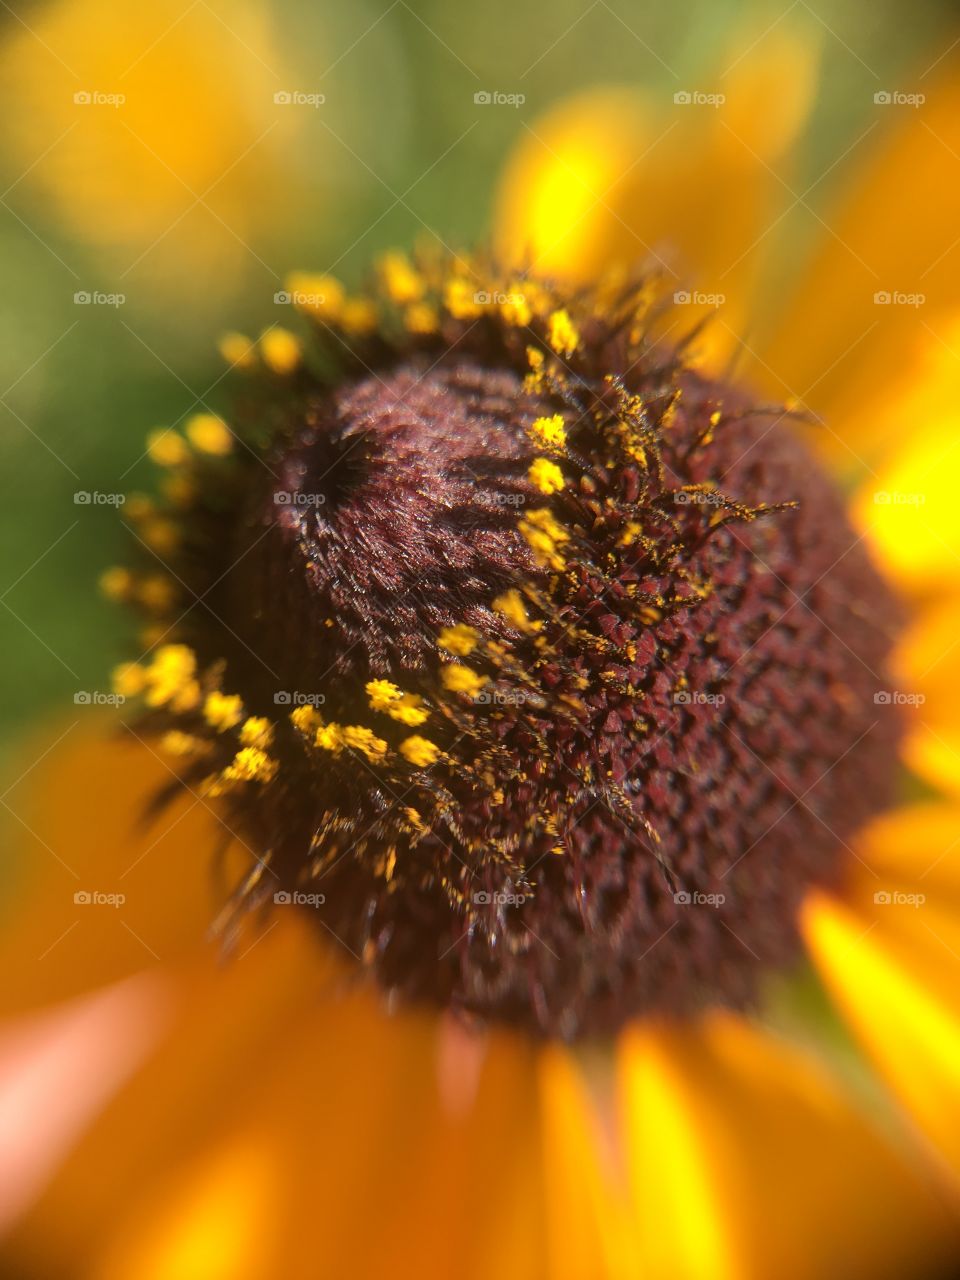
[114,263,902,1039]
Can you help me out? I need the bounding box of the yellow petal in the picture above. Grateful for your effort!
[620,1013,958,1279]
[805,886,960,1179]
[754,53,960,467]
[893,595,960,798]
[494,25,819,369]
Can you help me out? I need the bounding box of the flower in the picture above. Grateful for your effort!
[5,37,960,1280]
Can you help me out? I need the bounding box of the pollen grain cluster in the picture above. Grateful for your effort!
[108,250,902,1038]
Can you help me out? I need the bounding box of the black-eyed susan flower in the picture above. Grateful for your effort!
[5,43,960,1280]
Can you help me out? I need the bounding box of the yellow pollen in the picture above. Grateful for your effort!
[203,691,244,732]
[99,566,133,601]
[399,735,440,767]
[529,414,566,451]
[438,623,480,657]
[222,747,278,784]
[443,278,484,320]
[377,251,424,304]
[159,730,207,757]
[136,575,178,613]
[143,645,198,709]
[404,302,439,334]
[340,725,389,762]
[440,664,488,697]
[285,271,345,320]
[259,327,301,375]
[140,519,181,556]
[547,309,579,356]
[340,298,378,335]
[492,588,539,632]
[500,290,532,327]
[239,716,274,749]
[218,331,256,369]
[365,680,428,725]
[161,473,197,508]
[290,704,320,734]
[186,414,233,457]
[111,661,146,697]
[314,722,345,753]
[519,507,569,570]
[147,429,189,468]
[528,457,565,494]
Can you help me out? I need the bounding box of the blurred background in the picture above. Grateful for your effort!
[0,0,955,765]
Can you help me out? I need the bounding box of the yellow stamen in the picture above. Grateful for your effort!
[529,414,567,451]
[203,691,244,732]
[443,278,483,320]
[99,566,133,601]
[111,662,146,697]
[440,664,488,697]
[222,747,278,784]
[438,623,480,656]
[218,331,256,369]
[147,429,189,468]
[186,414,233,457]
[290,704,320,734]
[239,716,274,749]
[285,271,345,320]
[547,309,579,356]
[399,735,440,767]
[492,589,539,632]
[528,457,565,494]
[259,327,301,375]
[377,251,424,304]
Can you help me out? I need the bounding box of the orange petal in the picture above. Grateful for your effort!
[753,55,960,469]
[892,596,960,798]
[620,1012,958,1279]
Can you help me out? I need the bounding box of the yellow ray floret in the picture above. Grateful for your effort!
[528,457,566,494]
[529,413,567,451]
[440,664,488,697]
[399,735,441,767]
[547,308,579,356]
[186,414,233,456]
[203,691,244,732]
[437,624,480,656]
[259,327,301,375]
